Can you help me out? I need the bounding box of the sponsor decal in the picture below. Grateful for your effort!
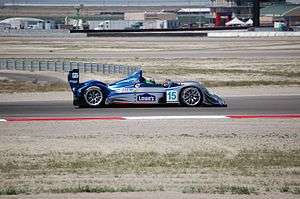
[69,80,78,84]
[117,88,136,93]
[137,93,156,102]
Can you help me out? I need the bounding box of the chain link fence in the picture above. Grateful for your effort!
[0,58,140,75]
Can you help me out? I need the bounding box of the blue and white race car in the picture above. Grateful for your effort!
[68,69,226,107]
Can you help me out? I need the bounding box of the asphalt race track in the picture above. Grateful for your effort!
[0,95,299,118]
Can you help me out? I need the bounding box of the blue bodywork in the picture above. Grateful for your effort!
[68,69,227,107]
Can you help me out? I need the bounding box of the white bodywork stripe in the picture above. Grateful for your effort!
[0,119,7,122]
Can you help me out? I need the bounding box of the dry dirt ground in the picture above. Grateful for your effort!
[0,192,299,199]
[0,118,299,198]
[0,36,300,88]
[0,70,124,93]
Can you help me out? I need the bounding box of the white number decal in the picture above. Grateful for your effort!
[166,90,178,102]
[72,73,79,79]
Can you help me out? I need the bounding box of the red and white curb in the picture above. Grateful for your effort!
[0,114,300,123]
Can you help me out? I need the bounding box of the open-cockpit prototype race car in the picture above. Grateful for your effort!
[68,69,227,107]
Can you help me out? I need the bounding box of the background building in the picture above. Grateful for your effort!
[177,8,213,27]
[0,17,45,29]
[1,0,298,30]
[261,3,300,26]
[212,0,290,26]
[124,12,176,21]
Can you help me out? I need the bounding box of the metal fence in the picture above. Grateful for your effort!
[0,58,140,75]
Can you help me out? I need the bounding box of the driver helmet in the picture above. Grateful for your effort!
[163,79,172,87]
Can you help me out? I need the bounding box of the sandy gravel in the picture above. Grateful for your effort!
[0,192,298,199]
[0,118,299,197]
[1,119,299,154]
[0,36,299,86]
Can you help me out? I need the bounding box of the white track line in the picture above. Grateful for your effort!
[3,115,300,123]
[124,116,228,120]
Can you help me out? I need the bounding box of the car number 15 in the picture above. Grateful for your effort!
[166,90,178,102]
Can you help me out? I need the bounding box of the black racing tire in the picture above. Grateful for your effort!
[179,86,203,107]
[83,86,105,108]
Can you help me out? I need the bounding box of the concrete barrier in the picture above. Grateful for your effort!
[87,31,208,37]
[208,31,300,38]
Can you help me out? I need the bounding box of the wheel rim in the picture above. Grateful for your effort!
[182,87,201,106]
[85,88,103,106]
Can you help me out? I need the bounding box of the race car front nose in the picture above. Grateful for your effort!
[215,97,227,107]
[216,95,227,107]
[205,91,227,107]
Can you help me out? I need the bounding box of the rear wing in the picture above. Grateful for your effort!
[68,69,79,90]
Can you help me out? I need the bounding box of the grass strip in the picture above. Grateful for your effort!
[0,185,163,195]
[156,68,300,78]
[1,150,299,173]
[182,185,257,195]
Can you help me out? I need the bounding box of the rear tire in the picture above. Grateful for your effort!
[179,86,203,107]
[83,86,104,107]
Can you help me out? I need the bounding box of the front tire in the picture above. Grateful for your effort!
[83,86,104,107]
[179,86,203,107]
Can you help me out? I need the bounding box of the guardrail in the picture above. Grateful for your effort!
[0,29,86,38]
[0,58,140,75]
